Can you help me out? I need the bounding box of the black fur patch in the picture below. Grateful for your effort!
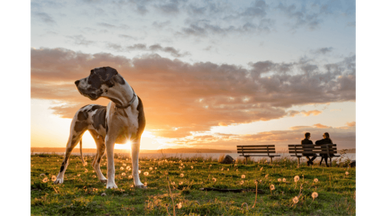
[60,165,65,172]
[114,74,126,85]
[78,111,88,121]
[92,106,107,130]
[74,121,88,133]
[136,97,146,137]
[97,157,101,163]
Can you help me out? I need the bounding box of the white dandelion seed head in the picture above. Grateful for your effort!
[241,174,246,179]
[294,176,299,182]
[171,181,175,185]
[345,171,349,175]
[278,178,282,182]
[179,181,183,185]
[293,196,299,204]
[176,202,182,209]
[240,180,244,185]
[144,182,148,186]
[42,177,48,183]
[139,170,141,174]
[191,166,194,169]
[149,167,153,170]
[212,177,217,182]
[283,178,286,182]
[180,173,184,177]
[312,192,318,199]
[314,178,318,183]
[270,184,275,190]
[51,176,57,181]
[120,167,124,170]
[121,173,126,176]
[128,175,133,179]
[144,172,149,176]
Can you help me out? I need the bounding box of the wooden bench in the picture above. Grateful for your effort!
[288,144,340,167]
[237,145,281,164]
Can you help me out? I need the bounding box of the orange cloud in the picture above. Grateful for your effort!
[313,123,329,128]
[31,48,355,139]
[346,121,356,127]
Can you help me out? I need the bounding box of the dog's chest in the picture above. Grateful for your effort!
[109,108,139,143]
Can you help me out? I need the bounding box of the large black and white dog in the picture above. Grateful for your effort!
[54,67,146,189]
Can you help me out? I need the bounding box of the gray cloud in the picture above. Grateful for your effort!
[312,47,334,55]
[155,0,181,14]
[66,35,95,46]
[106,43,190,57]
[34,12,56,25]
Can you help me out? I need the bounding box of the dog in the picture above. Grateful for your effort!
[53,66,146,189]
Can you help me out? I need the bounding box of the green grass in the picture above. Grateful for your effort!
[31,154,355,215]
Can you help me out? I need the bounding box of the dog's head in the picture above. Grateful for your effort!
[75,66,126,100]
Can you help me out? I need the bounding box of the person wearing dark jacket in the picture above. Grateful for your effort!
[301,132,317,166]
[315,132,333,167]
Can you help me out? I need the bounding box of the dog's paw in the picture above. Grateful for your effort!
[135,184,147,189]
[106,182,118,189]
[53,178,63,184]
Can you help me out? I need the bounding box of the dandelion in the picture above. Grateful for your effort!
[85,169,88,173]
[191,166,194,169]
[84,162,88,166]
[149,167,153,170]
[120,167,124,170]
[312,192,318,200]
[121,173,126,176]
[123,163,126,167]
[171,181,176,185]
[240,180,244,185]
[130,184,134,188]
[293,196,299,204]
[179,181,183,185]
[126,166,130,170]
[180,173,184,177]
[241,174,246,179]
[345,171,349,176]
[139,170,141,174]
[51,176,57,181]
[128,175,133,179]
[270,184,275,190]
[212,177,217,182]
[144,182,148,187]
[101,192,106,196]
[77,174,81,177]
[93,175,96,178]
[155,167,157,170]
[294,175,299,182]
[278,178,282,182]
[181,163,183,166]
[144,172,149,176]
[283,178,286,182]
[40,173,45,177]
[42,177,48,183]
[314,178,318,183]
[227,168,229,171]
[176,202,182,209]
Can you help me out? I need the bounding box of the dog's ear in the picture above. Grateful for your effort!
[101,67,118,82]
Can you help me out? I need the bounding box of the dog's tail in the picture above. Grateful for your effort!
[80,137,86,166]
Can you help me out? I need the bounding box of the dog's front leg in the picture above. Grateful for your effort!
[105,135,118,189]
[131,139,145,188]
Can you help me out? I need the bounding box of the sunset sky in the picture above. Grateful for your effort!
[31,0,356,150]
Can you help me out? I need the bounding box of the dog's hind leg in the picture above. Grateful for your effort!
[54,111,88,184]
[89,130,107,183]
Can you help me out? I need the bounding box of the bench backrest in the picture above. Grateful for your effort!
[288,144,338,156]
[237,145,276,156]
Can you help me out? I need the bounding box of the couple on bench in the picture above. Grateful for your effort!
[301,132,334,167]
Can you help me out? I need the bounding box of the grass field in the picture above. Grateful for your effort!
[31,154,355,215]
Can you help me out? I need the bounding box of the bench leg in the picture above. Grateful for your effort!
[297,157,300,168]
[270,157,273,164]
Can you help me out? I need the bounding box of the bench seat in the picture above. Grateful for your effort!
[288,144,340,167]
[237,145,280,164]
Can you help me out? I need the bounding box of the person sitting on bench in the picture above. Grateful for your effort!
[301,132,317,166]
[315,132,334,167]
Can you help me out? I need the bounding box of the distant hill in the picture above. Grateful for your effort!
[31,147,234,154]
